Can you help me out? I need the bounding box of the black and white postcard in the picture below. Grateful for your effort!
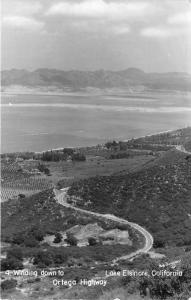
[1,1,191,299]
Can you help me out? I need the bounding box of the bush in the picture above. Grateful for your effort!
[65,233,78,246]
[1,279,17,290]
[153,239,165,248]
[1,257,23,271]
[7,247,23,261]
[88,237,97,246]
[116,224,128,230]
[30,227,44,241]
[23,236,39,247]
[53,253,68,265]
[12,234,25,245]
[67,217,77,226]
[12,229,43,246]
[33,251,53,267]
[185,245,191,252]
[53,232,63,243]
[72,153,86,161]
[138,262,191,299]
[18,194,25,199]
[37,163,50,175]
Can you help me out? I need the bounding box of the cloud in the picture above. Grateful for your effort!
[140,27,172,38]
[168,12,191,25]
[2,16,44,31]
[111,25,130,35]
[46,0,154,20]
[141,24,191,38]
[2,0,43,16]
[60,19,131,36]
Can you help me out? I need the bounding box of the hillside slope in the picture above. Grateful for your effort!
[2,68,191,91]
[1,189,95,240]
[68,150,191,247]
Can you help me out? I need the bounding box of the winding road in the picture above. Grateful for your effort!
[175,145,191,154]
[53,144,191,263]
[54,188,153,263]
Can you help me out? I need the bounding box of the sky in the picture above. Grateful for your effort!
[2,0,191,72]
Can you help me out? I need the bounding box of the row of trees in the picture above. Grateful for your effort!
[40,150,86,162]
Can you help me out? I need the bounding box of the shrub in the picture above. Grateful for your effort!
[12,234,25,245]
[153,239,165,248]
[53,232,63,243]
[138,262,191,299]
[53,253,68,264]
[67,217,77,226]
[7,247,23,261]
[1,279,17,290]
[33,251,53,267]
[37,163,50,175]
[72,153,86,161]
[18,194,25,199]
[30,227,44,241]
[23,236,39,248]
[65,233,78,246]
[88,237,97,246]
[1,257,23,271]
[116,223,128,230]
[185,245,191,252]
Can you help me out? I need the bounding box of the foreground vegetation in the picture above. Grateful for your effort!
[1,127,191,300]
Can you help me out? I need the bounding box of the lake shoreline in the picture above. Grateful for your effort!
[34,127,183,154]
[1,127,188,155]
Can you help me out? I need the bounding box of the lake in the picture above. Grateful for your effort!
[1,92,191,153]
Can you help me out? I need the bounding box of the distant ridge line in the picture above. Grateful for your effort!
[2,68,191,91]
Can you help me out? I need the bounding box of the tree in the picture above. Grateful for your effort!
[72,153,86,161]
[88,237,97,246]
[37,163,50,175]
[18,194,25,199]
[65,233,78,246]
[63,148,74,156]
[105,140,118,150]
[53,232,62,243]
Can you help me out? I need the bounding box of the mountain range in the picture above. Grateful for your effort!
[1,68,191,91]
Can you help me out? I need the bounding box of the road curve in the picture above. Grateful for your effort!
[175,145,191,154]
[54,188,153,263]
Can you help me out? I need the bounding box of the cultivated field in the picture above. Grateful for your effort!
[1,161,53,201]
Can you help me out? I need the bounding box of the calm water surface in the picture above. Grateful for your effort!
[1,93,191,153]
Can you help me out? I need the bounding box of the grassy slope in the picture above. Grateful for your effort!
[68,150,191,246]
[1,189,83,240]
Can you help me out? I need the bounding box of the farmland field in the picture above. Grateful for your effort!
[42,154,155,184]
[1,161,53,201]
[0,188,40,202]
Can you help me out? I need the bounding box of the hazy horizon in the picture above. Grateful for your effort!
[2,67,191,74]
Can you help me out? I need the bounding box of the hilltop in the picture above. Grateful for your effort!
[2,68,191,91]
